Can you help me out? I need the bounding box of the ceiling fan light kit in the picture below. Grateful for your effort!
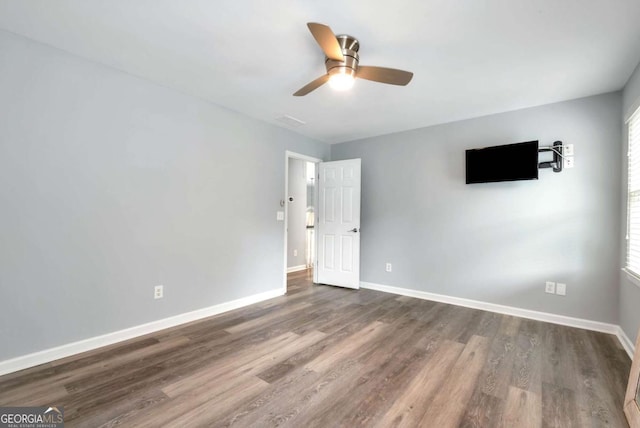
[294,23,413,96]
[328,72,355,91]
[327,34,358,91]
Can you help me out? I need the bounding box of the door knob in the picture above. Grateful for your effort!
[348,228,359,233]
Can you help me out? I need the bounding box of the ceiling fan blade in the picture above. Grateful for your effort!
[357,66,414,86]
[293,74,330,96]
[307,22,344,62]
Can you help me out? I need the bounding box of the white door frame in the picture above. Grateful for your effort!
[283,151,322,294]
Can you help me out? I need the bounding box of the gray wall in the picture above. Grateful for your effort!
[620,61,640,342]
[0,31,329,361]
[287,158,307,269]
[624,61,640,120]
[332,93,622,324]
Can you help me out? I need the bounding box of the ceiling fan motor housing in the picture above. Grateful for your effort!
[325,34,359,78]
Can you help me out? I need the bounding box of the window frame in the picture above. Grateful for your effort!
[624,105,640,287]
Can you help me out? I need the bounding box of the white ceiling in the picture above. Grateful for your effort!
[1,1,640,144]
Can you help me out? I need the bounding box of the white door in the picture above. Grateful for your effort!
[316,159,361,289]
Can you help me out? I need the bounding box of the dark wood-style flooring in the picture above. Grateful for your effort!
[0,269,632,427]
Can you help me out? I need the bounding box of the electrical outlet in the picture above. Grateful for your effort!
[154,285,163,299]
[564,157,574,169]
[276,211,284,221]
[556,283,567,296]
[385,263,392,272]
[293,249,298,257]
[545,281,556,294]
[563,144,574,156]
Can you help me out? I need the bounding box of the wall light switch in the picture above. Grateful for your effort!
[293,249,298,257]
[276,211,284,221]
[545,281,556,294]
[564,157,574,169]
[556,283,567,296]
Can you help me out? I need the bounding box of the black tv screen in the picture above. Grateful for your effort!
[466,140,539,184]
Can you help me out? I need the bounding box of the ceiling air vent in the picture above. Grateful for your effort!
[276,114,306,128]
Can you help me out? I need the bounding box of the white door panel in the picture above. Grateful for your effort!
[316,159,361,289]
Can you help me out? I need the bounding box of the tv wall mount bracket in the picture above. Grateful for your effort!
[538,141,563,173]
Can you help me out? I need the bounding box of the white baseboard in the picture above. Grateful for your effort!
[287,265,308,273]
[0,288,283,377]
[361,281,634,358]
[2,282,634,378]
[616,326,636,359]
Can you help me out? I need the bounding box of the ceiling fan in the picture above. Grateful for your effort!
[293,22,414,96]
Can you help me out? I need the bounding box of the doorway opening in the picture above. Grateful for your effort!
[284,151,320,294]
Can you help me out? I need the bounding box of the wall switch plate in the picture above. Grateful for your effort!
[563,144,574,156]
[545,281,556,294]
[556,283,567,296]
[154,285,164,299]
[276,211,284,221]
[564,157,574,169]
[385,263,392,272]
[293,249,298,257]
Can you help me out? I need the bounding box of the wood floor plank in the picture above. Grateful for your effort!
[511,319,543,394]
[316,303,389,335]
[107,371,262,427]
[468,310,503,340]
[0,383,69,407]
[76,389,168,428]
[224,301,313,334]
[452,308,486,343]
[565,328,628,427]
[541,382,578,428]
[215,367,323,427]
[432,305,478,343]
[460,390,504,428]
[161,331,300,397]
[376,340,464,427]
[2,335,192,404]
[498,314,522,337]
[236,310,413,427]
[167,330,325,401]
[305,320,388,373]
[419,335,491,427]
[478,333,518,399]
[0,337,160,393]
[542,324,573,389]
[289,305,345,336]
[148,376,268,428]
[60,364,169,423]
[0,269,630,427]
[235,358,364,427]
[375,299,417,324]
[410,305,453,350]
[297,313,437,427]
[256,310,398,384]
[334,350,430,427]
[500,386,542,428]
[587,330,634,405]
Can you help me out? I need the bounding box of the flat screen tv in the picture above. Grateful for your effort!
[466,140,539,184]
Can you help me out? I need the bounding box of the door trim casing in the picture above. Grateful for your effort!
[284,151,322,294]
